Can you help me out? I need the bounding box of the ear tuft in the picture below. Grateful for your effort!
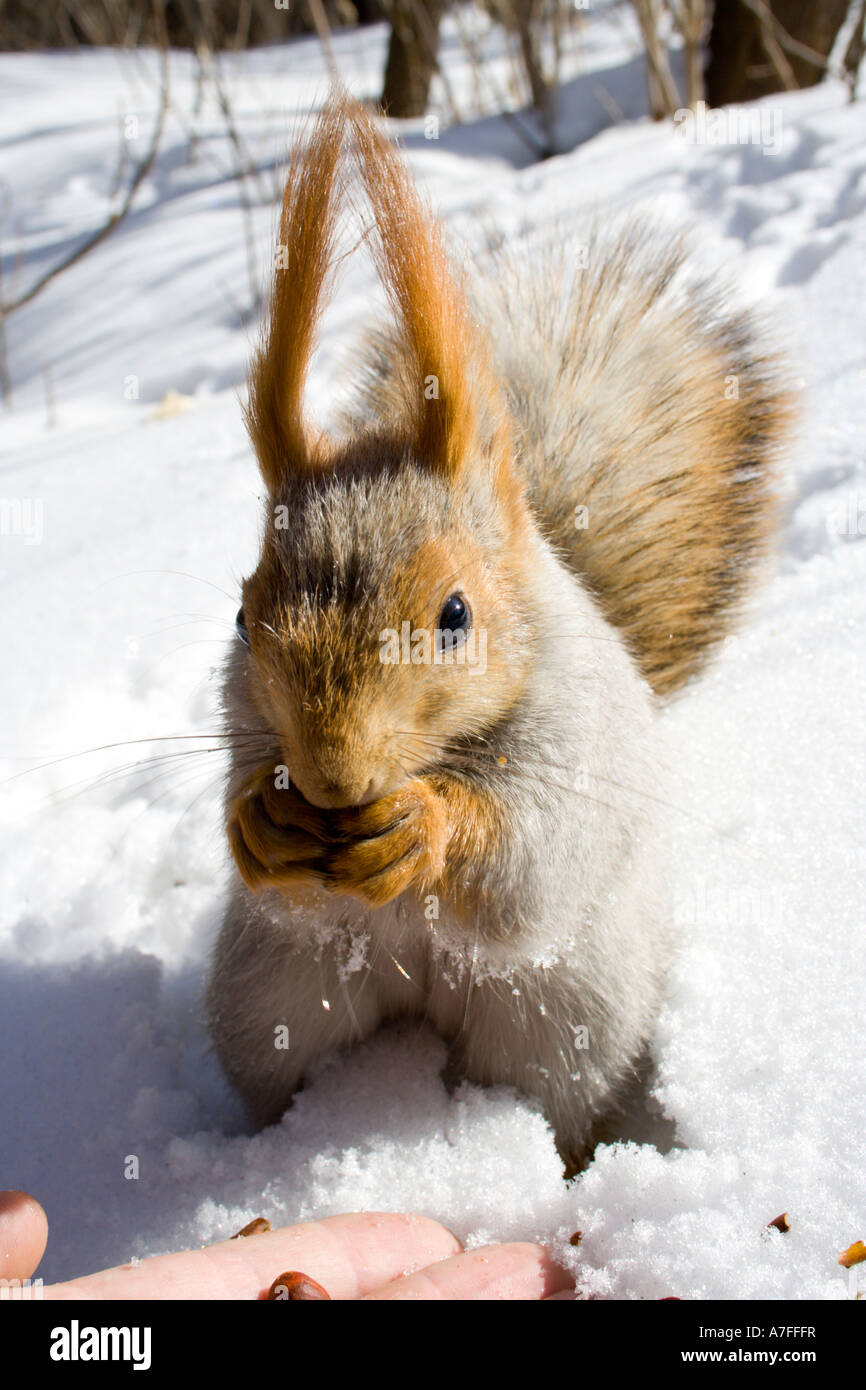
[345,100,509,483]
[245,98,348,491]
[247,94,514,499]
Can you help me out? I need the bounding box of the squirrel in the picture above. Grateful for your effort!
[205,95,792,1167]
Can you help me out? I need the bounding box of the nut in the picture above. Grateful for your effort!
[838,1240,866,1269]
[267,1270,332,1301]
[232,1217,272,1238]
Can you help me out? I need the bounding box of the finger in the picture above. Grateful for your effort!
[227,817,323,895]
[239,799,326,866]
[328,828,421,887]
[45,1212,462,1301]
[361,1242,573,1301]
[338,857,423,907]
[336,789,417,840]
[0,1190,49,1283]
[261,782,329,838]
[226,818,271,892]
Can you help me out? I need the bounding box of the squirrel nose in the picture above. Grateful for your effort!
[293,769,387,810]
[319,775,379,809]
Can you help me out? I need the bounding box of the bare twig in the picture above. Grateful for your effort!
[512,0,557,155]
[452,7,549,157]
[633,0,682,117]
[234,0,253,52]
[407,0,463,124]
[0,182,13,406]
[43,363,57,429]
[592,80,627,124]
[0,43,169,317]
[306,0,341,84]
[209,52,271,204]
[740,0,833,75]
[207,50,265,314]
[186,43,209,164]
[843,0,866,99]
[452,4,486,117]
[669,0,706,109]
[109,104,134,197]
[0,257,11,407]
[738,0,798,90]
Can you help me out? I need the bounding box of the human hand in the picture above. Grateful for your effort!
[0,1191,573,1300]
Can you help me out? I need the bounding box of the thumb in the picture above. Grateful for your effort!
[0,1190,49,1286]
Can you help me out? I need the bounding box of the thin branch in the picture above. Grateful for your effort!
[843,0,866,99]
[233,0,253,52]
[633,0,682,117]
[407,0,463,124]
[209,51,272,205]
[669,0,706,109]
[206,49,265,314]
[109,103,134,196]
[306,0,341,84]
[0,256,11,407]
[740,0,832,74]
[451,7,549,158]
[738,0,798,90]
[0,45,169,317]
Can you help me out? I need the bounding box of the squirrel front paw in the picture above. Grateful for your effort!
[227,769,330,894]
[326,780,449,907]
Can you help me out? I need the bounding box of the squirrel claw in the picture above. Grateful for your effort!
[227,768,330,893]
[325,781,448,906]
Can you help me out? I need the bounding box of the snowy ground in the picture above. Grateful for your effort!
[1,7,864,1297]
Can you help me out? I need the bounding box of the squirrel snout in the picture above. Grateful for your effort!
[300,775,380,810]
[278,707,407,809]
[286,756,398,810]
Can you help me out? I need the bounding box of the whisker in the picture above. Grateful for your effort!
[170,769,231,839]
[113,762,227,841]
[141,613,237,635]
[96,568,239,604]
[438,740,695,822]
[0,731,275,787]
[46,749,233,813]
[460,928,480,1038]
[392,730,721,832]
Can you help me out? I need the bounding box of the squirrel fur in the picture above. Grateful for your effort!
[205,96,792,1165]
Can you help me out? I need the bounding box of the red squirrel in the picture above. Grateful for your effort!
[205,96,792,1165]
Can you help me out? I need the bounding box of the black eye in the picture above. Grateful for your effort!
[437,593,471,648]
[235,607,250,647]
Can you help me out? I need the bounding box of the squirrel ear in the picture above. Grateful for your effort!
[245,99,347,492]
[347,100,509,486]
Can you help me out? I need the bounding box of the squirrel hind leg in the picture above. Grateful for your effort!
[569,1045,678,1170]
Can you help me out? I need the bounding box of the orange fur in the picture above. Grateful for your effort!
[227,761,492,911]
[244,100,346,488]
[229,94,792,903]
[347,102,509,487]
[210,96,793,1154]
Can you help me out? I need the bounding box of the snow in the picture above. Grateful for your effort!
[1,6,864,1297]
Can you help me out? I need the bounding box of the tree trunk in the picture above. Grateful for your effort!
[380,0,445,118]
[706,0,849,106]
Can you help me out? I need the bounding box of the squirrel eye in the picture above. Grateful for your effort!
[235,607,251,648]
[437,593,471,648]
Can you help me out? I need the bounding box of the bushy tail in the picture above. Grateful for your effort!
[477,223,795,695]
